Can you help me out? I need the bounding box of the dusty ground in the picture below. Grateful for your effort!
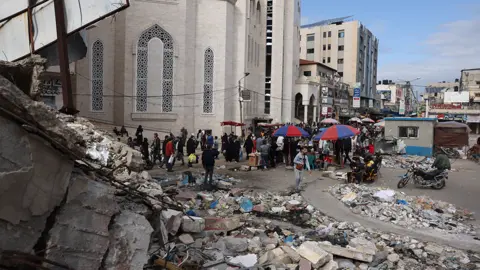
[150,155,480,225]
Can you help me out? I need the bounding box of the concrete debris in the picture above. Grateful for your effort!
[297,241,331,268]
[104,211,153,270]
[44,171,120,270]
[330,184,476,234]
[316,242,374,263]
[178,233,194,244]
[181,216,205,233]
[381,155,434,169]
[229,254,257,268]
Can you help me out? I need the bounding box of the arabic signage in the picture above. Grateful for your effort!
[353,87,361,108]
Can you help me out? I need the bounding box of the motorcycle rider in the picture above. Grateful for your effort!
[431,150,451,174]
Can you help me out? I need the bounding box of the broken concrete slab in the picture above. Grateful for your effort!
[319,259,338,270]
[281,246,301,263]
[179,233,194,244]
[297,241,331,268]
[104,211,154,270]
[298,258,312,270]
[44,171,119,270]
[224,237,249,253]
[161,209,183,235]
[182,216,205,233]
[316,242,374,263]
[0,114,74,252]
[204,217,243,231]
[258,247,292,265]
[0,55,47,98]
[0,75,85,158]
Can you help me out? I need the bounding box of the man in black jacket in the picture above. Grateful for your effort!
[342,138,352,165]
[202,145,219,186]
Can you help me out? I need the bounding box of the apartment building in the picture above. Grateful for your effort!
[300,17,379,108]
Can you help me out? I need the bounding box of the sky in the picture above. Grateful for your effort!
[301,0,480,92]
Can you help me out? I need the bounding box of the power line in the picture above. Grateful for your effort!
[74,72,237,99]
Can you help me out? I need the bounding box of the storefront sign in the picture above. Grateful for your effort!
[353,88,361,108]
[399,101,405,115]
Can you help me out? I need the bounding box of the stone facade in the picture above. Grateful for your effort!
[73,0,298,136]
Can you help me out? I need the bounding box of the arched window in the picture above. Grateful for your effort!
[136,24,174,112]
[256,1,261,23]
[203,48,214,114]
[91,40,104,111]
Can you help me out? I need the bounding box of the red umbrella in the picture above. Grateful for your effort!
[273,125,310,137]
[314,125,360,141]
[221,121,245,126]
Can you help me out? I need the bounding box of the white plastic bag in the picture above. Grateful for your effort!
[168,155,174,164]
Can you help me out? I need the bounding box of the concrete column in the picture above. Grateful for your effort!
[313,106,317,123]
[304,105,308,123]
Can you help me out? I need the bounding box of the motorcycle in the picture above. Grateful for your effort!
[397,163,447,189]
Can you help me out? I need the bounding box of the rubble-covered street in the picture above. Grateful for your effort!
[330,184,475,235]
[1,58,480,269]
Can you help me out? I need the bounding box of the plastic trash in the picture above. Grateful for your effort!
[210,200,218,209]
[396,199,408,205]
[186,210,197,216]
[316,223,333,238]
[284,235,294,243]
[240,198,253,213]
[373,189,396,202]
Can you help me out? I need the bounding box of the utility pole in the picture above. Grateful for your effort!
[54,0,77,115]
[238,72,250,134]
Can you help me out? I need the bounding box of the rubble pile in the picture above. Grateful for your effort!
[381,155,434,169]
[330,184,476,235]
[147,182,480,270]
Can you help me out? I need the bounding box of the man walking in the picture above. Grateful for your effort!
[152,133,162,166]
[165,137,175,172]
[202,145,219,188]
[293,147,311,192]
[259,140,270,169]
[342,137,352,165]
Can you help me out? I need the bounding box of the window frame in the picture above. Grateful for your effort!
[398,126,419,139]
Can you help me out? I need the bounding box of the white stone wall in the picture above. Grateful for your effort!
[75,19,116,123]
[73,0,295,137]
[194,0,236,135]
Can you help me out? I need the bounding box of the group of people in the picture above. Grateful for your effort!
[112,121,380,190]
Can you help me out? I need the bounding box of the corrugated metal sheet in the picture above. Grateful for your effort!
[0,0,129,61]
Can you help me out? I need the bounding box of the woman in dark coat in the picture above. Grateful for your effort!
[234,136,241,162]
[244,135,254,157]
[225,136,235,162]
[269,138,277,168]
[221,133,228,153]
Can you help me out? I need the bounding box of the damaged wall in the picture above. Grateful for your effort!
[0,59,154,270]
[0,113,73,252]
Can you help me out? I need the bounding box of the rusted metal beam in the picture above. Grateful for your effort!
[27,1,35,55]
[53,0,77,115]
